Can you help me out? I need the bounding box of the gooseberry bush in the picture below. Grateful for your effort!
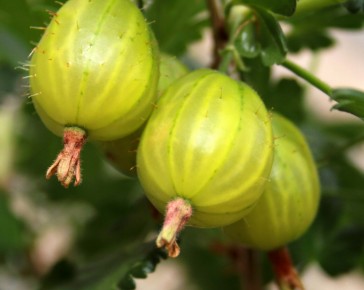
[0,0,364,289]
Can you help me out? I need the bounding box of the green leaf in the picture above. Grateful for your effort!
[145,0,208,56]
[331,88,364,120]
[42,242,164,290]
[240,57,272,98]
[289,5,364,30]
[319,225,364,276]
[233,0,297,16]
[344,0,364,13]
[254,7,287,65]
[265,78,305,123]
[180,228,240,290]
[234,20,261,58]
[118,275,136,290]
[287,28,335,53]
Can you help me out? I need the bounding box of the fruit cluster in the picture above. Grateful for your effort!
[29,0,320,261]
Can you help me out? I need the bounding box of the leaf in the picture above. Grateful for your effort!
[289,5,364,30]
[145,0,208,56]
[265,78,305,123]
[331,88,364,120]
[234,19,261,58]
[344,0,364,13]
[0,64,19,99]
[180,228,240,290]
[240,57,272,99]
[42,242,165,290]
[319,225,364,276]
[321,122,364,140]
[233,0,297,16]
[287,28,335,53]
[253,7,287,65]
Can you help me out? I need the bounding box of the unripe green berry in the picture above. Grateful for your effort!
[137,69,274,256]
[224,113,320,251]
[99,53,188,177]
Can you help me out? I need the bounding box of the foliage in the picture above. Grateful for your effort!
[0,0,364,289]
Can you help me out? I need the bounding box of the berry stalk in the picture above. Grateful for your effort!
[156,198,192,258]
[267,247,305,290]
[46,126,87,187]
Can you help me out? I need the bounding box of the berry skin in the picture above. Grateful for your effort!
[137,69,274,256]
[29,0,159,187]
[99,53,188,177]
[224,113,320,251]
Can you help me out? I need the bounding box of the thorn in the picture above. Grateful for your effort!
[18,61,33,67]
[27,92,41,99]
[146,20,156,25]
[130,165,138,171]
[46,9,58,17]
[55,1,64,6]
[15,66,29,71]
[28,46,38,58]
[30,26,46,30]
[22,74,36,80]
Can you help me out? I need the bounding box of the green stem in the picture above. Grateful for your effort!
[281,59,333,97]
[218,47,234,74]
[206,0,228,69]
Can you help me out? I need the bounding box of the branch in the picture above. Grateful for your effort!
[280,59,332,97]
[206,0,229,69]
[268,247,305,290]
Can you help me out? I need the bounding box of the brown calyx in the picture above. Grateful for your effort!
[46,127,87,188]
[156,198,193,258]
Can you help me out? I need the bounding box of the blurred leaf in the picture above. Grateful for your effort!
[42,259,77,289]
[287,28,335,53]
[119,248,167,289]
[234,20,261,58]
[286,5,364,54]
[0,0,33,41]
[0,192,27,252]
[0,64,19,101]
[77,197,156,256]
[233,0,297,16]
[254,7,287,65]
[240,57,272,99]
[145,0,208,56]
[321,122,364,140]
[319,225,364,276]
[0,28,30,65]
[180,228,240,290]
[344,0,364,13]
[331,88,364,120]
[265,78,305,123]
[289,5,364,29]
[43,242,165,290]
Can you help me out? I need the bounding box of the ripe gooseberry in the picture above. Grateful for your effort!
[224,113,320,251]
[137,69,274,257]
[29,0,159,187]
